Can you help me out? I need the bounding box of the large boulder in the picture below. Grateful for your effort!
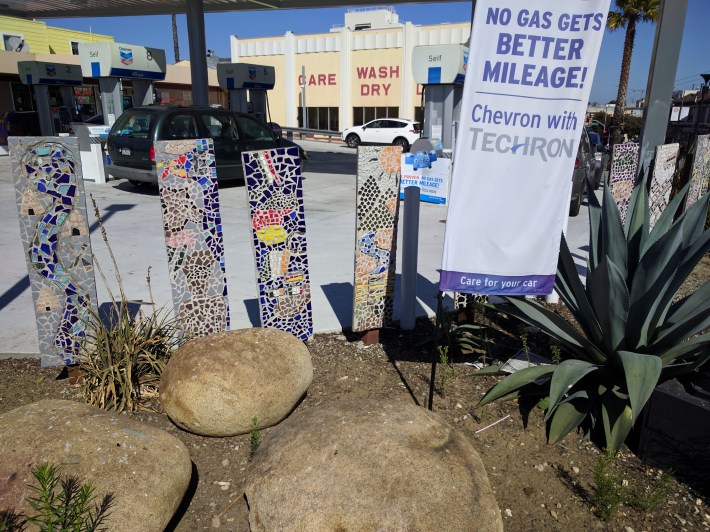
[0,400,191,531]
[244,398,503,531]
[160,327,313,436]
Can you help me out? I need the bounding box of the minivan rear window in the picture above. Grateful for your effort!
[112,111,154,139]
[412,123,421,133]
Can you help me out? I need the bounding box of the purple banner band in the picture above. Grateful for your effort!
[439,270,555,296]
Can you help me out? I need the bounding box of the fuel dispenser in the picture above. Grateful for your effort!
[78,42,167,126]
[411,44,468,152]
[17,61,83,136]
[217,63,275,119]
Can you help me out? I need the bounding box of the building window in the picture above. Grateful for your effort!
[2,33,26,52]
[70,41,80,55]
[352,106,399,126]
[297,107,339,131]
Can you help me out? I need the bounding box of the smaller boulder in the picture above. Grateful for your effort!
[0,400,192,532]
[160,327,313,436]
[244,398,503,531]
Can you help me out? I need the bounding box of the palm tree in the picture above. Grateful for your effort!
[607,0,660,145]
[172,14,180,63]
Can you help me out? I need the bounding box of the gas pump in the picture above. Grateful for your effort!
[217,63,275,119]
[78,42,166,125]
[411,44,468,152]
[17,61,83,136]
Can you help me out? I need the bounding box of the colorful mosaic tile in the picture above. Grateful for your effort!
[352,146,402,332]
[242,146,313,341]
[649,143,679,229]
[610,142,639,223]
[10,137,98,367]
[155,138,229,337]
[686,134,710,210]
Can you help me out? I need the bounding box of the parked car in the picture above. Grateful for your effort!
[342,118,421,152]
[106,106,308,186]
[569,127,595,216]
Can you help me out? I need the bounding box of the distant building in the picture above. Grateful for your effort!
[231,6,470,130]
[0,15,226,118]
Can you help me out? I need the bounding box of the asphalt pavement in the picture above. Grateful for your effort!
[0,139,595,356]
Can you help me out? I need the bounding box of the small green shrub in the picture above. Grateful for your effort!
[1,463,114,532]
[591,450,625,520]
[0,509,26,531]
[627,470,672,513]
[250,417,261,457]
[438,346,455,396]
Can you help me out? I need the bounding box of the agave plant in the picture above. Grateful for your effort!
[478,174,710,453]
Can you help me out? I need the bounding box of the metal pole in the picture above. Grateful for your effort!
[186,0,209,106]
[400,186,420,330]
[301,65,307,129]
[638,0,688,176]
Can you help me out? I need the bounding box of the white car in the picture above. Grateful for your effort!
[342,118,421,152]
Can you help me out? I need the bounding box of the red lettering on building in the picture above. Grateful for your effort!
[356,65,400,80]
[298,73,337,86]
[360,83,392,96]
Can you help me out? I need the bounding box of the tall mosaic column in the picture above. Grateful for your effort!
[649,143,679,228]
[352,146,402,332]
[10,137,98,367]
[609,142,640,223]
[242,146,313,341]
[155,139,229,337]
[686,134,710,210]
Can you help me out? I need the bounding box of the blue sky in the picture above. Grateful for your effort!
[41,0,710,104]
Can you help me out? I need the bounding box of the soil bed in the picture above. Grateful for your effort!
[1,258,708,531]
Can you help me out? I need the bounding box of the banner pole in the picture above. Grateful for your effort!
[427,290,445,410]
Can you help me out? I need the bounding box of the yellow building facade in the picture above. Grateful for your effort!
[231,7,470,130]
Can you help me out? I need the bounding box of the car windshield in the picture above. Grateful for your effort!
[112,111,154,139]
[236,116,275,141]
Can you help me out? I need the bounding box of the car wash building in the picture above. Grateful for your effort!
[230,6,469,131]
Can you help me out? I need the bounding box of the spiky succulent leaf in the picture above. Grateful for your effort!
[547,360,598,415]
[547,390,590,444]
[587,257,630,353]
[477,365,555,408]
[601,390,633,453]
[599,184,628,280]
[494,298,606,364]
[555,236,604,345]
[659,333,710,365]
[644,183,689,254]
[652,282,710,351]
[625,170,651,282]
[617,351,662,424]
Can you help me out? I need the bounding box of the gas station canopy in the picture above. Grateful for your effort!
[1,0,440,19]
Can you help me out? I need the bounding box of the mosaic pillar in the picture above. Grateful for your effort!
[155,139,229,337]
[686,134,710,210]
[609,143,640,223]
[242,146,313,341]
[10,137,98,367]
[649,143,679,228]
[352,146,402,333]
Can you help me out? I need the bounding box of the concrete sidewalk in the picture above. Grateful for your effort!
[0,139,592,356]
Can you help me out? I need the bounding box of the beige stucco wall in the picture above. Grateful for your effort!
[350,48,403,108]
[295,52,340,108]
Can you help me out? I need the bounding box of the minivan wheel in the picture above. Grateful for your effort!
[346,134,360,148]
[393,137,409,152]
